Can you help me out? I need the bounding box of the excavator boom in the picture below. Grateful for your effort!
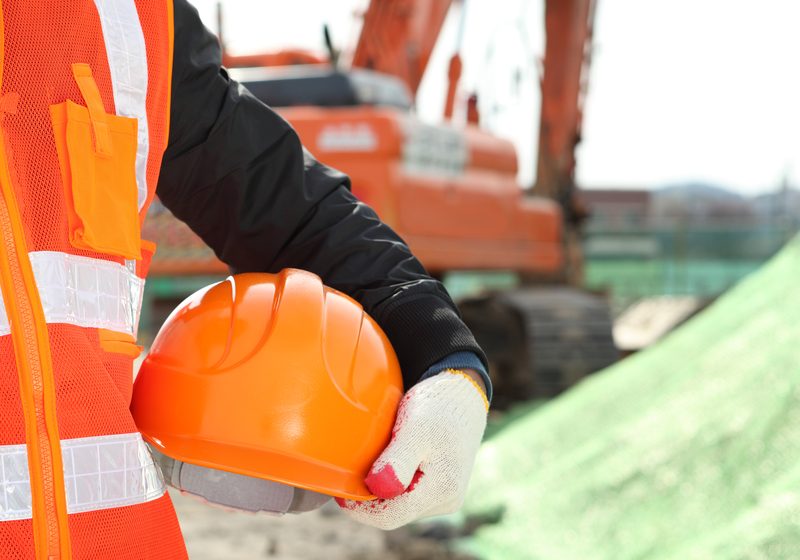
[535,0,596,203]
[352,0,454,98]
[533,0,597,283]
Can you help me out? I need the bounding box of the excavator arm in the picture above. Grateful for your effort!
[352,0,454,99]
[535,0,596,210]
[534,0,597,283]
[353,0,596,203]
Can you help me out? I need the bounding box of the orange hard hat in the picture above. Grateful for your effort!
[131,269,403,501]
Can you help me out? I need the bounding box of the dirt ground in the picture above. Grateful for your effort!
[172,489,476,560]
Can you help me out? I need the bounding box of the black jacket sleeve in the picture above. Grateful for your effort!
[157,0,487,389]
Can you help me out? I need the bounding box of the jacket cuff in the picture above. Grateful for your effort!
[374,293,489,392]
[420,351,493,403]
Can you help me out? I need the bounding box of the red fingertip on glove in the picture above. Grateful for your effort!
[337,469,425,509]
[365,464,406,499]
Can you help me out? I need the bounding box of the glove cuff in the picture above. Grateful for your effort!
[442,368,490,412]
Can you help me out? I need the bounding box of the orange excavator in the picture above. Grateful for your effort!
[144,0,617,403]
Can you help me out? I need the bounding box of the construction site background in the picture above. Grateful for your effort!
[138,0,800,558]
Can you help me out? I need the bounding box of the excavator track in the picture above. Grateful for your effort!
[459,287,618,406]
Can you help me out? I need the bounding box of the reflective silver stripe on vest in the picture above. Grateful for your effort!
[92,0,150,211]
[0,252,144,337]
[0,433,166,521]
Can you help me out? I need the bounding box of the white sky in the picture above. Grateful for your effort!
[190,0,800,194]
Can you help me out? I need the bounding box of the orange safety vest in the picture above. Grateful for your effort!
[0,2,186,559]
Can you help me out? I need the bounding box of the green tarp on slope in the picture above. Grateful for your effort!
[462,237,800,560]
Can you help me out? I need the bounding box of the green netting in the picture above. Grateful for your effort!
[461,236,800,560]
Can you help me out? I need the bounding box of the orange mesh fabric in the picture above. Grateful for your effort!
[50,325,139,441]
[0,488,186,560]
[0,1,172,441]
[0,0,178,557]
[0,334,25,446]
[1,1,118,257]
[0,520,35,560]
[100,349,136,408]
[68,494,186,560]
[1,1,171,253]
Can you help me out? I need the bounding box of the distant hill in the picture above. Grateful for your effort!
[651,182,754,224]
[584,183,800,229]
[753,188,800,217]
[655,182,746,203]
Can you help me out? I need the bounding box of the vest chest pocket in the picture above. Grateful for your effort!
[50,63,142,260]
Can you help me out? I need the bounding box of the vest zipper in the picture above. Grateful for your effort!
[0,134,72,560]
[0,7,72,558]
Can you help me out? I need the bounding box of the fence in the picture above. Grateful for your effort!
[583,222,799,313]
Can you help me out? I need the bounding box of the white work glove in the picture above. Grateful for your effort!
[336,369,489,530]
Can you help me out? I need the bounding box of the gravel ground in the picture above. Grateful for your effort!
[172,489,476,560]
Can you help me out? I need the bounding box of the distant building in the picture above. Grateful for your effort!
[581,189,656,258]
[649,183,754,227]
[582,189,652,230]
[581,184,800,262]
[582,184,800,314]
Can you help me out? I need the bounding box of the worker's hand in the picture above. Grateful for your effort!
[336,369,488,530]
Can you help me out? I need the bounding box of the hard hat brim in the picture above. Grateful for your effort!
[144,432,377,501]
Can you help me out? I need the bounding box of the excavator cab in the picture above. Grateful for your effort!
[232,66,412,110]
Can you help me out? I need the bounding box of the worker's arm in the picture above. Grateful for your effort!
[158,0,489,395]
